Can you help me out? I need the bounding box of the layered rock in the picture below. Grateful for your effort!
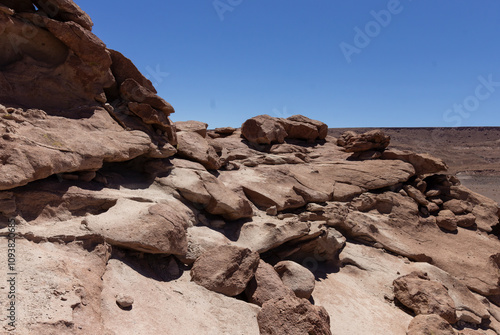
[1,2,500,334]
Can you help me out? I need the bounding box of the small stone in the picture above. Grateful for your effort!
[116,294,134,309]
[266,206,278,216]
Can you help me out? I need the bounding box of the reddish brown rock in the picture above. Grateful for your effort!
[337,129,390,153]
[394,272,457,324]
[241,114,287,145]
[190,245,260,297]
[279,118,319,142]
[109,49,156,92]
[382,149,448,175]
[120,78,174,115]
[176,131,222,170]
[437,210,459,232]
[258,296,332,335]
[174,120,208,138]
[407,314,456,335]
[33,0,93,30]
[287,114,328,140]
[245,260,295,306]
[274,261,316,299]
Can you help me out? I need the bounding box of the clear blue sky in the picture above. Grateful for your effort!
[80,0,500,129]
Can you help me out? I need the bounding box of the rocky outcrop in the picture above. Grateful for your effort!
[1,2,500,334]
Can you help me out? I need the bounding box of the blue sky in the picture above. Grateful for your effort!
[80,0,500,129]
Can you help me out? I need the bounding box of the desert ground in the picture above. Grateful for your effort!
[330,127,500,204]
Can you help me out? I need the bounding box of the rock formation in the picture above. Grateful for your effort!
[1,1,500,334]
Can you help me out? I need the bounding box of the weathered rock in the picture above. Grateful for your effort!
[159,163,253,220]
[382,149,448,175]
[279,118,319,142]
[180,226,232,265]
[274,260,316,299]
[174,120,208,138]
[234,216,310,253]
[337,129,390,152]
[33,0,94,30]
[109,48,155,91]
[437,210,459,232]
[287,114,328,139]
[116,294,134,309]
[258,296,332,335]
[120,78,174,115]
[101,258,261,335]
[85,200,189,255]
[214,126,236,135]
[393,272,457,324]
[245,260,295,306]
[241,114,287,144]
[407,314,457,335]
[444,199,473,215]
[404,184,430,206]
[0,107,155,191]
[456,213,476,229]
[190,245,260,296]
[176,131,222,170]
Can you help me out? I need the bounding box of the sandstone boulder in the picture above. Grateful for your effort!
[337,129,390,152]
[437,210,459,232]
[176,131,222,170]
[279,118,319,142]
[393,272,457,324]
[245,260,295,306]
[407,314,457,335]
[258,296,332,335]
[190,245,260,296]
[274,260,316,299]
[287,114,328,139]
[241,114,287,144]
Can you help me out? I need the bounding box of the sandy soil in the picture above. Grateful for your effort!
[329,127,500,204]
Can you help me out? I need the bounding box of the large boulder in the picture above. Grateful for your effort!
[190,245,260,297]
[274,260,316,299]
[337,129,390,152]
[245,260,295,306]
[393,272,457,324]
[241,114,287,145]
[286,114,328,140]
[257,296,332,335]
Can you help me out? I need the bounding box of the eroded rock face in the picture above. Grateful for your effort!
[2,2,500,334]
